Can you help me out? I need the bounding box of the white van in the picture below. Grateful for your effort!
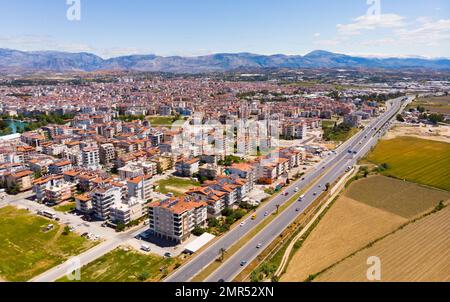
[141,244,151,252]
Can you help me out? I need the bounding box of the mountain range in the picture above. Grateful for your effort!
[1,48,450,73]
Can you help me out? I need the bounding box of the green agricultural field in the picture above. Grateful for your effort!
[58,248,177,282]
[156,177,201,196]
[0,206,96,282]
[366,136,450,191]
[345,175,450,219]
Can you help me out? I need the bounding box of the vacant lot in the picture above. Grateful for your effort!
[148,116,183,127]
[384,125,450,144]
[0,206,96,281]
[346,175,450,219]
[316,205,450,282]
[281,196,407,282]
[156,177,201,196]
[282,175,450,282]
[367,137,450,191]
[410,96,450,114]
[58,247,176,282]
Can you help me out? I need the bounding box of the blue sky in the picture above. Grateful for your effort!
[0,0,449,58]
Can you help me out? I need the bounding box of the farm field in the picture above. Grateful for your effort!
[156,177,201,197]
[409,95,450,114]
[281,175,450,282]
[281,196,408,282]
[58,247,176,282]
[316,205,450,282]
[0,206,96,282]
[345,175,450,219]
[366,136,450,191]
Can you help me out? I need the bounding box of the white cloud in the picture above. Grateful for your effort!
[313,33,321,38]
[396,19,450,46]
[337,14,406,36]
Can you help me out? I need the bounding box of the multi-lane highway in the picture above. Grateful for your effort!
[166,96,411,283]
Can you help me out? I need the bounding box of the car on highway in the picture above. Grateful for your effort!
[295,208,300,212]
[256,243,262,249]
[294,187,299,192]
[283,192,289,196]
[264,211,269,217]
[164,252,172,258]
[240,260,247,266]
[240,222,246,227]
[313,192,317,196]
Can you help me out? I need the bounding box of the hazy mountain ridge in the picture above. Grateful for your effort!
[1,48,449,73]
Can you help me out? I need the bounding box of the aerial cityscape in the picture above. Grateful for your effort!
[0,0,449,292]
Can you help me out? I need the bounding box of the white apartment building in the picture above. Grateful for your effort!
[82,147,100,170]
[109,197,146,225]
[91,185,122,220]
[127,174,153,202]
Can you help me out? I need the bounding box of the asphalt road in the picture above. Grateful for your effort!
[166,96,411,282]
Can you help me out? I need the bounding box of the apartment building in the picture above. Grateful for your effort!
[75,193,93,214]
[228,163,256,191]
[175,158,200,177]
[48,160,73,174]
[82,147,100,170]
[99,143,116,165]
[127,174,153,202]
[282,122,308,140]
[148,196,207,243]
[91,185,122,220]
[4,170,34,192]
[33,174,65,201]
[109,198,146,225]
[44,182,75,205]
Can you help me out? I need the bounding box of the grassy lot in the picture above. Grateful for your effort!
[156,177,201,197]
[148,116,183,127]
[408,96,450,114]
[366,137,450,191]
[323,122,359,142]
[0,206,96,281]
[58,248,177,282]
[54,202,76,213]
